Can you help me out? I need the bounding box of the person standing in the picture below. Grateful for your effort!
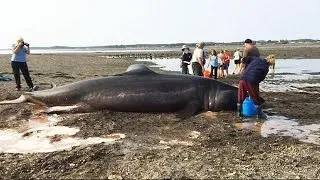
[191,42,205,76]
[11,37,37,92]
[232,48,242,74]
[180,45,192,74]
[240,39,260,72]
[223,50,231,76]
[208,49,219,79]
[217,50,225,78]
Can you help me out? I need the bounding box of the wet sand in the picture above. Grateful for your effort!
[0,53,320,179]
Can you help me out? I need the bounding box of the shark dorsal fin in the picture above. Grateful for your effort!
[124,64,157,75]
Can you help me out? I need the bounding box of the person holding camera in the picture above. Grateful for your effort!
[11,37,37,92]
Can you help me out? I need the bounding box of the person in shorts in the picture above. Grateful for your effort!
[232,48,242,74]
[208,49,219,79]
[217,50,225,78]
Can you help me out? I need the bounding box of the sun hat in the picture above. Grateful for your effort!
[181,45,189,50]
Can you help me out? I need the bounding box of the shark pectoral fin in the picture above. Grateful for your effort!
[45,104,94,114]
[175,100,201,120]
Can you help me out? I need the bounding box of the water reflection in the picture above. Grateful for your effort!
[235,115,320,145]
[136,58,320,92]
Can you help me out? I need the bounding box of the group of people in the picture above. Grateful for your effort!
[180,39,272,119]
[180,43,243,79]
[180,42,206,76]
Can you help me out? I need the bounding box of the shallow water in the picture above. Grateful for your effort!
[135,58,320,92]
[235,115,320,145]
[0,114,125,154]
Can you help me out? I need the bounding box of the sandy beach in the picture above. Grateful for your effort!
[0,52,320,179]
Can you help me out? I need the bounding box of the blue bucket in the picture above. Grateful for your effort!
[242,97,256,116]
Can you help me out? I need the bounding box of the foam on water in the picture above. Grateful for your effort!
[0,115,125,154]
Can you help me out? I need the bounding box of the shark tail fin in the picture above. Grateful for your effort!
[0,95,27,104]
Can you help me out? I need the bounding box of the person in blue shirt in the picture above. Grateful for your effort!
[11,37,37,92]
[237,56,270,119]
[208,49,219,79]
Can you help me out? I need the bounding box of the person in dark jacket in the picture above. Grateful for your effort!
[180,45,192,74]
[237,56,270,119]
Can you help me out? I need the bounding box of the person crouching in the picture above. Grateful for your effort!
[237,56,270,119]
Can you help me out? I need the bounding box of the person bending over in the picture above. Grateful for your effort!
[237,56,271,119]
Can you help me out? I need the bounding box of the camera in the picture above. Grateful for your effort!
[21,41,29,47]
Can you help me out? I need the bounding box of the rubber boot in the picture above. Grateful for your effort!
[237,103,242,118]
[255,105,267,119]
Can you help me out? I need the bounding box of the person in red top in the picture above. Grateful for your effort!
[223,50,230,76]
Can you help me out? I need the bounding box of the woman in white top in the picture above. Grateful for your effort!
[232,48,242,75]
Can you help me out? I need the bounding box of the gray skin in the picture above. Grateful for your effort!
[0,64,238,118]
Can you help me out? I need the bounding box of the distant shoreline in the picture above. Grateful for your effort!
[0,44,320,59]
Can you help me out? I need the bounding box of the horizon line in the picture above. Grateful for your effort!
[1,38,319,50]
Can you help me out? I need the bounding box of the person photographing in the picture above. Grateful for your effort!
[11,37,37,92]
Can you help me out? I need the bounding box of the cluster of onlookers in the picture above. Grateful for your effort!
[180,39,274,119]
[180,42,243,79]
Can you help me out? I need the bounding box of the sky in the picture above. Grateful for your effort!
[0,0,319,48]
